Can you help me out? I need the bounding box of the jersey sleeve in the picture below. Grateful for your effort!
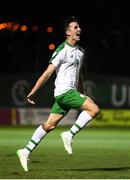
[81,49,85,66]
[78,45,85,66]
[49,51,62,68]
[49,42,65,68]
[81,52,85,66]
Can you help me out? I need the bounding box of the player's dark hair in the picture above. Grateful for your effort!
[63,16,79,33]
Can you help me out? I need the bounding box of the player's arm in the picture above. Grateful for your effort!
[27,64,55,104]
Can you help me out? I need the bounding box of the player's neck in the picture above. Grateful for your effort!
[66,38,77,47]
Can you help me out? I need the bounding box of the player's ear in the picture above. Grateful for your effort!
[66,29,71,36]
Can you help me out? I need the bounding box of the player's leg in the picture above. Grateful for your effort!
[60,90,99,154]
[17,113,64,171]
[17,100,68,171]
[68,97,99,137]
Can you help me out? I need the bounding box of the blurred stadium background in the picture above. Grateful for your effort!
[0,1,130,127]
[0,1,130,179]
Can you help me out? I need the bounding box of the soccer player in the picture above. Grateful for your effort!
[17,16,99,172]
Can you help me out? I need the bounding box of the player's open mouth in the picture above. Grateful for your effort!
[76,32,81,36]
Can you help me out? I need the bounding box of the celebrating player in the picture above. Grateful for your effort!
[17,16,99,172]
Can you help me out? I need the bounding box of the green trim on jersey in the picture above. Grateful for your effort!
[50,89,87,115]
[49,40,76,64]
[49,42,65,63]
[65,40,75,48]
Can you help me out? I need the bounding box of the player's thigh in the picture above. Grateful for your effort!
[46,113,64,125]
[80,96,97,111]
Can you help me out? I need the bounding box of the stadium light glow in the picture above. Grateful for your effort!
[0,23,7,30]
[47,26,53,33]
[21,25,27,32]
[48,43,55,50]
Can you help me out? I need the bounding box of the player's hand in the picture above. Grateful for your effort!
[27,92,35,104]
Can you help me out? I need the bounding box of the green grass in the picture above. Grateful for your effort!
[0,126,130,179]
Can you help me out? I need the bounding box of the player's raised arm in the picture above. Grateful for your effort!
[27,64,55,104]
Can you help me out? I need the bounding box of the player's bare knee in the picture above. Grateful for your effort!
[42,122,56,132]
[91,104,100,117]
[85,104,99,118]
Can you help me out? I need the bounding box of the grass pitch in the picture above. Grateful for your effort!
[0,125,130,179]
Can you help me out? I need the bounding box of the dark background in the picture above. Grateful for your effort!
[0,0,130,76]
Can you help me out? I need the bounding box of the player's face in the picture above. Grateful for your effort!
[67,22,81,41]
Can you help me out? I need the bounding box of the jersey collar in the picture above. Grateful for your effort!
[65,40,75,48]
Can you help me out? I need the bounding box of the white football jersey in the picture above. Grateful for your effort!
[49,40,85,97]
